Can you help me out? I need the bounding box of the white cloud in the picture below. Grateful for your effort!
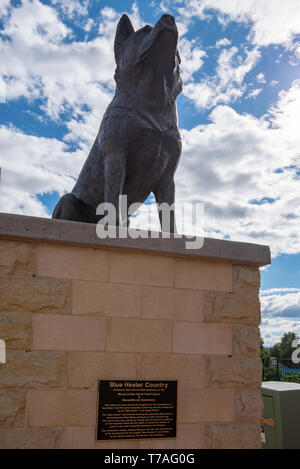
[178,0,300,48]
[183,46,261,108]
[51,0,89,18]
[262,291,300,305]
[294,43,300,59]
[217,46,260,86]
[261,288,300,295]
[246,88,262,99]
[256,72,266,84]
[260,317,300,348]
[0,0,11,18]
[215,37,231,48]
[0,124,85,216]
[260,291,300,346]
[3,0,71,46]
[0,0,117,142]
[178,38,206,82]
[172,82,300,256]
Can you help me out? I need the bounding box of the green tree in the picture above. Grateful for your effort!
[260,337,270,364]
[270,342,281,359]
[261,336,271,380]
[262,332,300,381]
[279,332,299,367]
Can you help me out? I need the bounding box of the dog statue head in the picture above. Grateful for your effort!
[114,14,182,107]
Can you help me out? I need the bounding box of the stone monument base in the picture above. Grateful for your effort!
[0,213,270,449]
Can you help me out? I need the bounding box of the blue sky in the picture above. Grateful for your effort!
[0,0,300,346]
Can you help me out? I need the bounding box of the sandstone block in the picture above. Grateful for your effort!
[173,322,232,355]
[0,276,71,313]
[233,325,260,357]
[0,350,66,388]
[0,389,25,427]
[204,291,260,325]
[141,286,204,321]
[175,259,232,292]
[0,427,63,449]
[178,388,234,423]
[26,389,97,427]
[205,356,262,388]
[205,422,261,449]
[234,265,260,284]
[106,317,172,353]
[0,240,35,277]
[67,352,138,387]
[72,281,140,317]
[138,354,205,386]
[233,265,260,296]
[234,389,263,422]
[0,311,31,349]
[37,244,109,281]
[109,251,175,287]
[32,314,106,351]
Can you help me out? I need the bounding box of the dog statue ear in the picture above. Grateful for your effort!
[114,14,135,62]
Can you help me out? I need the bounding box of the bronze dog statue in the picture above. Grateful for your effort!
[53,13,182,232]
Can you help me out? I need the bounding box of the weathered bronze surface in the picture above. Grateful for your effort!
[52,14,182,232]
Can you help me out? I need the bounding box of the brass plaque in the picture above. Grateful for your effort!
[97,380,177,440]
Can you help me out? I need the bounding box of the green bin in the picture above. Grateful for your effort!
[261,381,300,448]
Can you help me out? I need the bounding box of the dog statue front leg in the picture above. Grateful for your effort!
[154,178,177,234]
[103,152,126,226]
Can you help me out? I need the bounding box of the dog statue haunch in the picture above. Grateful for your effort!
[52,13,182,232]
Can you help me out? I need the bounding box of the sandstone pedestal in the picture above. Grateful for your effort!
[0,213,270,449]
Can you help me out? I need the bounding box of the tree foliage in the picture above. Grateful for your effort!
[269,332,299,368]
[261,331,300,382]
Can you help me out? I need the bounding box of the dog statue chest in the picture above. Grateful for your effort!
[130,127,180,171]
[100,104,181,168]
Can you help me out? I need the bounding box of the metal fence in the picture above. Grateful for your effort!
[262,357,300,382]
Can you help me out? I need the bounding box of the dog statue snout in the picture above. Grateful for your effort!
[161,14,175,26]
